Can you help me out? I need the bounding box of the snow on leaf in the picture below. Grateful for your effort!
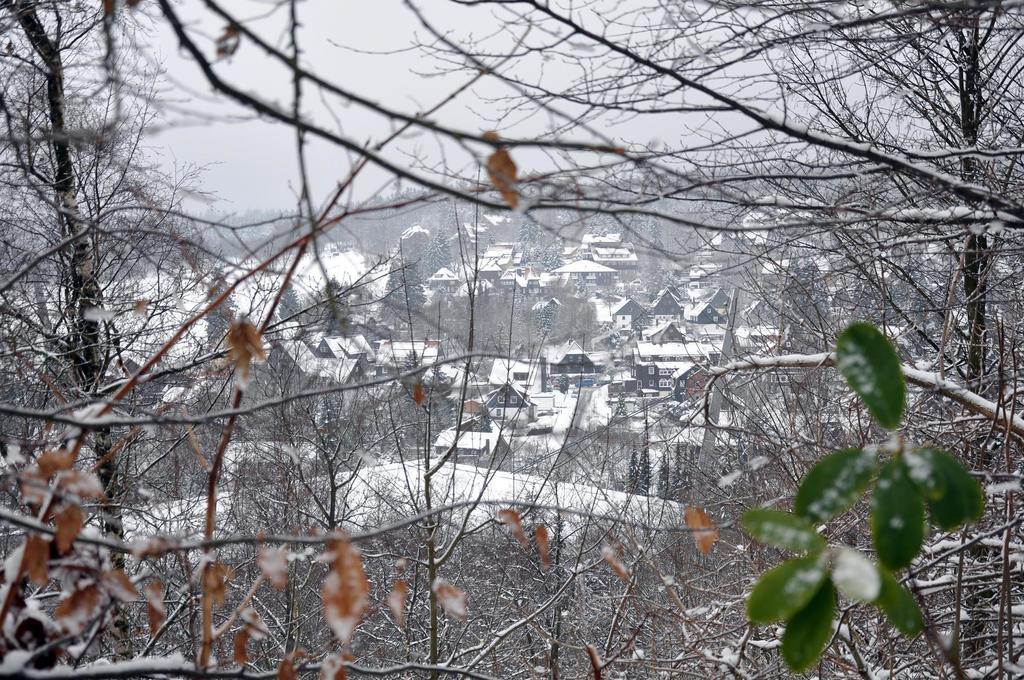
[321,654,348,680]
[258,546,289,590]
[59,470,105,499]
[601,545,630,582]
[433,579,468,621]
[386,579,407,628]
[102,569,140,602]
[830,548,880,602]
[497,508,529,549]
[685,506,719,555]
[321,537,370,645]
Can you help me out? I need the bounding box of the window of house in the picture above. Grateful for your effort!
[659,378,671,388]
[659,368,671,376]
[648,367,655,375]
[510,395,518,405]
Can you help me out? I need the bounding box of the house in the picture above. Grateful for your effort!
[673,364,709,401]
[488,356,549,392]
[686,288,732,324]
[631,340,719,394]
[484,383,536,422]
[612,298,646,330]
[650,289,686,325]
[480,242,523,269]
[400,225,431,254]
[268,339,362,384]
[427,267,461,292]
[563,233,641,274]
[432,416,510,463]
[375,339,442,376]
[316,334,375,362]
[548,340,601,377]
[643,321,686,344]
[552,260,617,290]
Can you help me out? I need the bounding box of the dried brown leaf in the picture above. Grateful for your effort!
[484,135,518,208]
[54,584,101,633]
[227,319,266,379]
[55,504,84,554]
[386,578,407,628]
[497,509,529,550]
[102,569,139,602]
[132,298,149,315]
[203,561,233,606]
[233,628,251,665]
[684,506,719,555]
[145,581,166,637]
[216,24,241,58]
[24,534,50,586]
[277,658,298,680]
[535,524,551,570]
[412,383,426,406]
[432,580,467,621]
[601,545,630,582]
[321,537,369,645]
[37,449,75,477]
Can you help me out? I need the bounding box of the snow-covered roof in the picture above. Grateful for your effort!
[321,334,374,360]
[488,358,536,386]
[429,267,459,281]
[376,339,441,367]
[582,233,622,244]
[433,420,506,454]
[634,341,715,362]
[401,224,430,240]
[612,298,645,316]
[553,260,616,274]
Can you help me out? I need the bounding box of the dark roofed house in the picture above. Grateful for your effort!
[548,340,600,376]
[645,321,686,344]
[485,383,536,423]
[612,298,646,330]
[650,289,685,325]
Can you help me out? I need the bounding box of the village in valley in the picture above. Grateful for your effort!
[252,206,809,500]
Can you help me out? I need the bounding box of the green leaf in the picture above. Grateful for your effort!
[904,448,984,530]
[747,554,828,624]
[782,580,836,673]
[795,448,877,522]
[741,509,826,553]
[835,323,906,429]
[874,569,923,636]
[871,460,925,570]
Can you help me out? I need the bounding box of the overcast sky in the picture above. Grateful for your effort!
[137,0,756,217]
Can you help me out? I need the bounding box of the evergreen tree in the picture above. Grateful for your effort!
[424,232,451,275]
[636,445,651,495]
[655,450,671,499]
[627,446,638,493]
